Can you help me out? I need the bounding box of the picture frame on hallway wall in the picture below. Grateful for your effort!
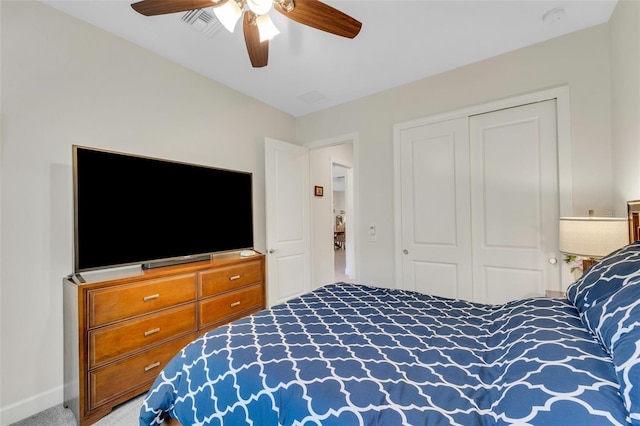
[314,186,324,197]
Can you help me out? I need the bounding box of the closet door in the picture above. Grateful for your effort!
[398,118,473,300]
[398,100,561,303]
[469,100,560,304]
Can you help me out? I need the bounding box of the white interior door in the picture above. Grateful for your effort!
[265,137,311,306]
[469,100,560,304]
[398,118,473,300]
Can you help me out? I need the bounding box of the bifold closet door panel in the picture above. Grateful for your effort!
[469,100,560,304]
[398,117,473,301]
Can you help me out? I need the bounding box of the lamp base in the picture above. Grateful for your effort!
[582,258,598,271]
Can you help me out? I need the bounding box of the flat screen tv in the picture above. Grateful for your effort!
[73,145,254,273]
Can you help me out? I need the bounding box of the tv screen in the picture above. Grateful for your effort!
[73,145,254,273]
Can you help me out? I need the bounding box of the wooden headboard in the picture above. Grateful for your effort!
[629,200,640,243]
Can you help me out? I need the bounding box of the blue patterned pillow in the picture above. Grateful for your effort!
[585,282,640,421]
[566,241,640,421]
[567,241,640,315]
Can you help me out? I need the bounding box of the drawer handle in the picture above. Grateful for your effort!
[144,361,161,372]
[230,301,241,308]
[229,275,241,281]
[144,327,161,337]
[143,294,160,302]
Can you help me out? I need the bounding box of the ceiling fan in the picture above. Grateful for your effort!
[130,0,362,68]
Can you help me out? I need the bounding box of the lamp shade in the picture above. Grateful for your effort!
[246,0,273,15]
[213,0,242,32]
[256,14,279,41]
[559,217,628,257]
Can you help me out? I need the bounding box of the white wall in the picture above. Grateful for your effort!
[309,142,353,288]
[297,23,616,288]
[0,2,295,424]
[611,0,640,213]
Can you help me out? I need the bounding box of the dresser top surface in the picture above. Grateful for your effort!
[66,252,264,286]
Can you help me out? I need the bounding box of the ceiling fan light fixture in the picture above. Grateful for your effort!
[130,0,362,67]
[247,0,273,15]
[256,14,279,42]
[213,0,242,32]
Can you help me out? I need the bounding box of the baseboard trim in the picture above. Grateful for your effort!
[0,385,63,426]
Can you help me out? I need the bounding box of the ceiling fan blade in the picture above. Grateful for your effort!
[243,12,269,68]
[131,0,228,16]
[274,0,361,39]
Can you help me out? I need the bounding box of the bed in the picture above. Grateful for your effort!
[140,241,640,426]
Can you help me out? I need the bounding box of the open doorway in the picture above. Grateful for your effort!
[309,136,356,289]
[332,164,354,283]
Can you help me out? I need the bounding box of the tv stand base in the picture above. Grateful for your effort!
[142,255,211,269]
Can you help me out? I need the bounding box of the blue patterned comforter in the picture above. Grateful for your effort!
[140,283,630,425]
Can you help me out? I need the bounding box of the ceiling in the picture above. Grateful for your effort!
[42,0,617,117]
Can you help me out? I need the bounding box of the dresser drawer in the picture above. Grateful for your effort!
[89,333,195,409]
[199,283,263,328]
[198,306,262,336]
[88,304,196,368]
[199,260,263,298]
[88,274,197,327]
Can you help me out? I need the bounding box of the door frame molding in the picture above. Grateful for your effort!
[392,85,572,288]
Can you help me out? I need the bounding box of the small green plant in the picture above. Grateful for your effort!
[563,255,583,273]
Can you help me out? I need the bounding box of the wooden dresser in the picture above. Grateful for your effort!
[63,252,265,426]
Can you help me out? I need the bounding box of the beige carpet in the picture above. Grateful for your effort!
[10,395,143,426]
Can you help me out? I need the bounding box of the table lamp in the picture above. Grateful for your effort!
[559,211,628,271]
